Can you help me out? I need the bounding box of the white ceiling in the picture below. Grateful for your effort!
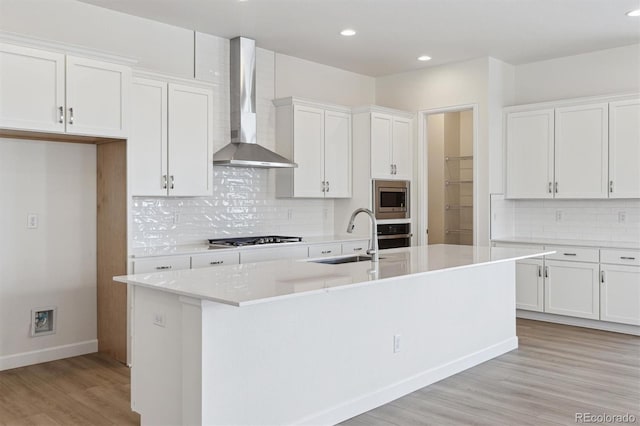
[79,0,640,77]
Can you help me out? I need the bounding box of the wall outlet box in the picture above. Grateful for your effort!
[27,214,38,229]
[618,211,627,223]
[153,312,166,327]
[393,334,401,353]
[31,307,56,337]
[555,210,563,222]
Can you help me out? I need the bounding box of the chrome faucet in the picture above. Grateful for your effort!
[347,208,379,262]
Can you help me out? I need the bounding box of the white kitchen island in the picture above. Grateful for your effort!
[114,244,551,426]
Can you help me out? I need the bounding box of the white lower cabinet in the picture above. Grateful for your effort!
[308,243,341,258]
[132,255,191,274]
[515,259,544,312]
[600,249,640,326]
[191,252,239,269]
[342,240,369,255]
[544,260,600,320]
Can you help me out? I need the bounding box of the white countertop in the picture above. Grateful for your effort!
[130,234,370,258]
[115,244,553,307]
[492,237,640,250]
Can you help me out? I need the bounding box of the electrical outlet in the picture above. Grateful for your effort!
[287,208,293,220]
[173,213,180,224]
[27,214,38,229]
[555,210,563,222]
[153,312,166,327]
[618,211,627,223]
[393,334,401,353]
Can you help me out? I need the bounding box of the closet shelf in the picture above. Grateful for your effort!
[445,156,473,161]
[445,180,473,185]
[445,229,473,234]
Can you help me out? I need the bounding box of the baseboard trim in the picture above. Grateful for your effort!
[294,336,518,426]
[0,340,98,371]
[517,310,640,336]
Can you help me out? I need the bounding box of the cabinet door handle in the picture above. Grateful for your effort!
[68,107,74,124]
[537,265,542,277]
[170,175,175,189]
[554,182,558,193]
[326,181,330,192]
[210,260,224,265]
[620,256,636,260]
[609,180,614,193]
[321,181,326,192]
[544,266,549,278]
[390,164,394,175]
[600,270,605,284]
[548,182,552,193]
[155,265,172,270]
[563,253,577,256]
[58,106,64,124]
[162,175,168,189]
[353,247,363,251]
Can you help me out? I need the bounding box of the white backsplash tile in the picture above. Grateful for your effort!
[491,195,640,243]
[132,167,334,248]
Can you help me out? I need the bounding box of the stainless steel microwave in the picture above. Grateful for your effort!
[373,180,410,219]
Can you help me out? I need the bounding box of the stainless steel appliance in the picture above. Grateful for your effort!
[373,180,410,220]
[208,236,302,248]
[377,223,412,249]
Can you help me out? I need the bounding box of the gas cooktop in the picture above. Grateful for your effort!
[208,236,303,248]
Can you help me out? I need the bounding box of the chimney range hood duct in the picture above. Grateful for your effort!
[212,37,297,168]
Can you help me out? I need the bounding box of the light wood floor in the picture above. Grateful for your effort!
[1,319,638,426]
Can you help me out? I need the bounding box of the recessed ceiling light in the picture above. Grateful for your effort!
[417,55,432,61]
[626,9,640,16]
[340,29,356,36]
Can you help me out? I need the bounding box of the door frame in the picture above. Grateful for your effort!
[416,104,479,246]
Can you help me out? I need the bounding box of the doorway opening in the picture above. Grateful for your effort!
[422,108,475,246]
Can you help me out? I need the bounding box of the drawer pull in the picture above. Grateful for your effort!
[544,266,549,278]
[156,266,172,270]
[620,256,636,260]
[563,253,577,256]
[537,265,542,277]
[210,261,224,265]
[353,247,363,251]
[321,250,332,254]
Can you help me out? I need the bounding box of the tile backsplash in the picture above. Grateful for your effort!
[491,194,640,243]
[132,167,334,248]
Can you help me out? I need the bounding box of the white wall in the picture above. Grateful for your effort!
[375,57,493,245]
[0,0,195,77]
[514,44,640,105]
[0,139,97,368]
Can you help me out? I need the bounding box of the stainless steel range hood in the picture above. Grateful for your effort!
[212,37,297,168]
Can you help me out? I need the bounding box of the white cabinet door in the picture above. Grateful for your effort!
[505,109,554,198]
[65,55,130,138]
[293,105,325,197]
[554,103,608,198]
[515,259,544,312]
[600,264,640,325]
[544,260,599,319]
[392,117,412,180]
[324,110,351,198]
[371,112,393,179]
[167,83,213,197]
[132,255,191,274]
[240,246,309,263]
[191,252,239,269]
[130,78,168,196]
[609,99,640,199]
[0,43,65,133]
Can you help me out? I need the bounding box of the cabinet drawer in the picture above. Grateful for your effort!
[132,255,191,274]
[544,246,599,263]
[308,243,342,258]
[191,252,239,269]
[600,249,640,266]
[240,246,309,263]
[342,240,369,255]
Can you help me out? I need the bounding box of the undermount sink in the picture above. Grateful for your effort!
[310,255,374,265]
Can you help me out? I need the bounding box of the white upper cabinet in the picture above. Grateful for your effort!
[65,55,130,138]
[0,43,130,138]
[130,75,213,197]
[505,96,640,200]
[505,109,554,198]
[608,99,640,198]
[554,103,608,198]
[371,112,412,180]
[0,43,65,133]
[274,97,352,199]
